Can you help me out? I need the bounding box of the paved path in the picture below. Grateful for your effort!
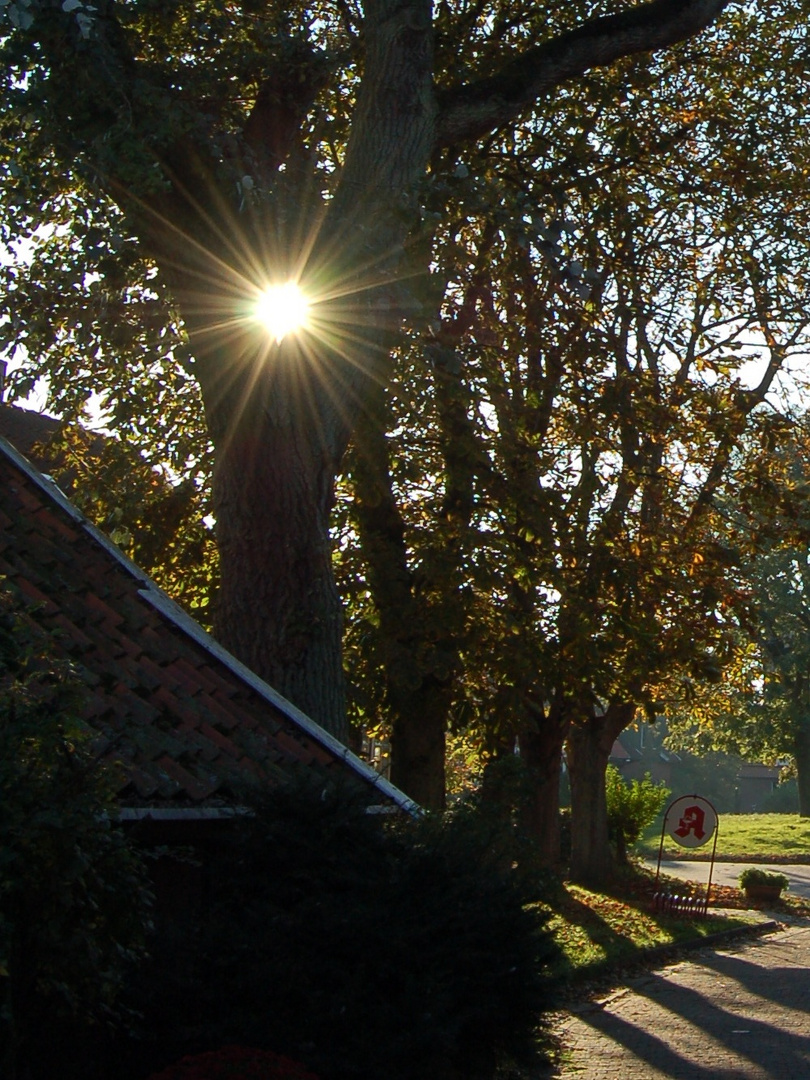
[645,860,810,899]
[556,925,810,1078]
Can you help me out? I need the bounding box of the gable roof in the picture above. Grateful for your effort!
[0,432,417,816]
[0,401,61,460]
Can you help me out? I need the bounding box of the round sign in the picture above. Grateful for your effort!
[664,795,718,849]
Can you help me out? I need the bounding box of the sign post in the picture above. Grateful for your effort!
[655,794,719,915]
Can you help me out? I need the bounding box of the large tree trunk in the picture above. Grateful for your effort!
[478,708,568,869]
[567,722,613,886]
[113,0,438,753]
[203,343,350,742]
[149,0,438,748]
[567,702,636,885]
[348,343,474,808]
[351,403,455,809]
[389,679,449,808]
[794,721,810,818]
[519,720,567,868]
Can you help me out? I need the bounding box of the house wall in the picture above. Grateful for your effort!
[123,817,241,920]
[735,776,778,814]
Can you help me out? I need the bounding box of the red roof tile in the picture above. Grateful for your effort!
[0,431,417,816]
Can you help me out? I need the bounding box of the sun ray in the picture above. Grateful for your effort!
[121,173,427,458]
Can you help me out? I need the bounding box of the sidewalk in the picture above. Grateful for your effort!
[555,923,810,1078]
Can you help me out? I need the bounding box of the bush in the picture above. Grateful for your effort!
[606,767,670,863]
[738,867,789,891]
[759,778,799,814]
[0,586,152,1080]
[137,776,559,1080]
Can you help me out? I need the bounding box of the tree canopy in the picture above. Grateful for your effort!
[334,1,810,877]
[666,427,810,816]
[10,0,810,880]
[0,0,734,755]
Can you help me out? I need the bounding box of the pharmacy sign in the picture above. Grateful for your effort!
[665,795,718,849]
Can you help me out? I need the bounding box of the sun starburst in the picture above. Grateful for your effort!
[255,282,311,343]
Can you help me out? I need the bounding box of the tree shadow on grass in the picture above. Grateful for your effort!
[538,863,757,999]
[539,875,698,986]
[539,887,633,982]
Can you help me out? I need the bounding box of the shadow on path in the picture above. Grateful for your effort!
[567,930,810,1077]
[697,947,810,1010]
[578,1003,761,1079]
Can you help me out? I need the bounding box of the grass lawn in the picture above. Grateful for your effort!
[521,861,810,1079]
[634,812,810,861]
[535,863,771,992]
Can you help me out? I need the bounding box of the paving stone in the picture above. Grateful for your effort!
[556,925,810,1078]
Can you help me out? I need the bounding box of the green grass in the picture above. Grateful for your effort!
[535,867,756,989]
[635,812,810,860]
[521,864,785,1080]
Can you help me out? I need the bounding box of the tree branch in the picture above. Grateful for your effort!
[436,0,732,147]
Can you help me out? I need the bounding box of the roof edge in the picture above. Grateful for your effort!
[0,436,420,817]
[143,588,421,816]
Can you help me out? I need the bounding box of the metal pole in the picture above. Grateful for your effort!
[704,797,720,916]
[655,804,670,892]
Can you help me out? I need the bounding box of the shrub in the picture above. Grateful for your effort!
[738,867,789,890]
[606,767,670,863]
[139,775,559,1080]
[0,586,152,1080]
[147,1046,319,1080]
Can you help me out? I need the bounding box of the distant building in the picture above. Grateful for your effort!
[734,763,784,813]
[612,723,679,786]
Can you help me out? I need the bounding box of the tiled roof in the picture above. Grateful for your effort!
[0,402,61,462]
[0,434,417,815]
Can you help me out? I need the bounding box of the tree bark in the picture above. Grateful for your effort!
[477,707,568,869]
[519,720,567,868]
[351,396,452,808]
[794,721,810,818]
[201,336,350,741]
[388,678,449,808]
[567,702,636,885]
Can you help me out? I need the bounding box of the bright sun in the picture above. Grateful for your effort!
[255,282,310,343]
